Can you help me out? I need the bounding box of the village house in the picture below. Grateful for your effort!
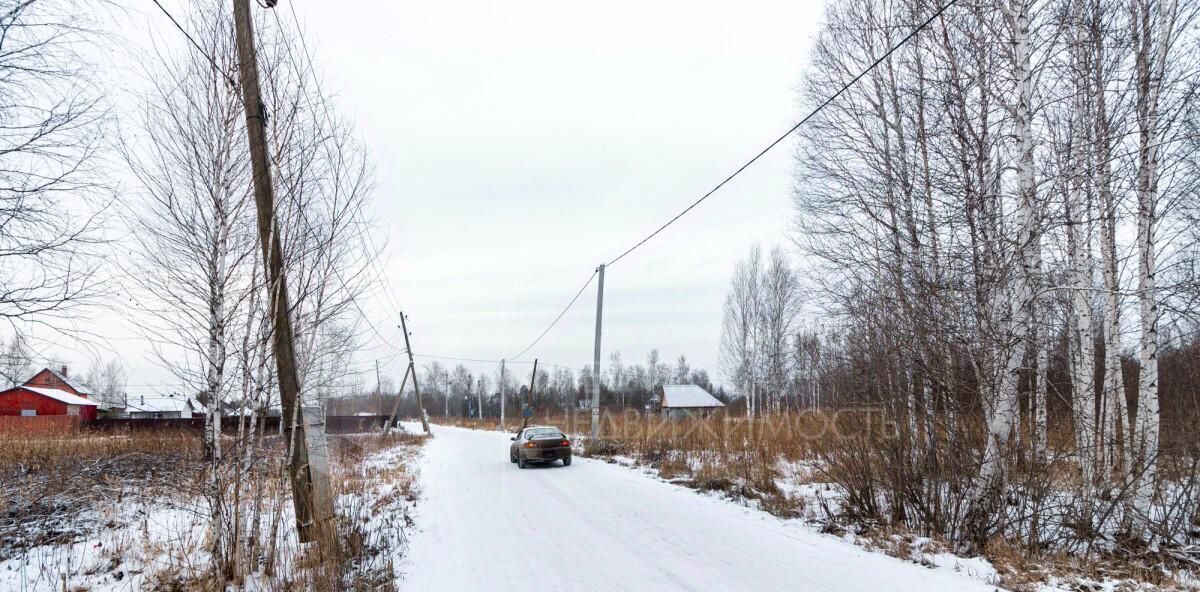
[651,384,726,419]
[0,366,100,421]
[123,393,197,419]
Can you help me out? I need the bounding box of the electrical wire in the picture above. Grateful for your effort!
[153,2,441,371]
[506,270,597,362]
[148,0,238,88]
[604,0,961,268]
[155,0,963,381]
[413,353,580,372]
[262,8,411,357]
[501,0,961,364]
[275,5,408,322]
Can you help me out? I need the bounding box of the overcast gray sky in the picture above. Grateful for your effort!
[35,0,825,393]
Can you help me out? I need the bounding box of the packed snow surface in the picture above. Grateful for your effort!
[401,424,1001,591]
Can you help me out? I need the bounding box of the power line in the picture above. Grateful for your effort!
[215,0,959,380]
[604,0,961,268]
[148,0,239,88]
[141,6,417,389]
[413,353,580,372]
[413,353,501,365]
[267,4,426,370]
[274,5,408,323]
[506,270,597,362]
[149,1,389,363]
[147,4,406,372]
[261,9,410,358]
[499,0,960,365]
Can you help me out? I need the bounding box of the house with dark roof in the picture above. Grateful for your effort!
[0,367,99,421]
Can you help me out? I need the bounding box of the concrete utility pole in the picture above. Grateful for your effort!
[476,382,483,420]
[500,359,506,430]
[231,0,334,546]
[398,313,431,434]
[591,264,605,441]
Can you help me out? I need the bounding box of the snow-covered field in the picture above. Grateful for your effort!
[399,424,1003,591]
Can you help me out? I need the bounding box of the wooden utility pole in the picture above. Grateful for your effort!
[382,364,412,435]
[523,358,538,429]
[231,0,334,546]
[500,358,506,430]
[399,313,431,434]
[375,360,382,416]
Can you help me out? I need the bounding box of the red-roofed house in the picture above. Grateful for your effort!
[0,367,99,421]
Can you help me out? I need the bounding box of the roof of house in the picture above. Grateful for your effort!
[41,368,92,395]
[21,386,99,407]
[126,395,194,414]
[661,384,725,409]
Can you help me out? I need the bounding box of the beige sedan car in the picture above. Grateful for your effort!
[509,426,572,468]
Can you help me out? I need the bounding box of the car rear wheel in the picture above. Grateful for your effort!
[562,457,571,466]
[518,456,527,469]
[510,451,517,463]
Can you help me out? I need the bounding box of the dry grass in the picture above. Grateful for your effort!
[0,428,203,471]
[0,427,429,591]
[0,429,204,560]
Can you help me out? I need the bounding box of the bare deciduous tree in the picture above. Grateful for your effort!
[0,0,106,330]
[84,358,127,409]
[720,246,762,417]
[789,0,1198,553]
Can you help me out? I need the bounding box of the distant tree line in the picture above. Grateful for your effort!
[329,351,729,419]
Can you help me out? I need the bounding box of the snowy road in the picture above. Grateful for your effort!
[400,424,999,591]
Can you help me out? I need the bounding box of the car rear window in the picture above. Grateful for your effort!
[526,428,563,438]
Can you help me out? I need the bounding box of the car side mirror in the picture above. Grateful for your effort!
[510,437,516,441]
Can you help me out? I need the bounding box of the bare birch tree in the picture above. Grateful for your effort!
[1126,0,1192,533]
[121,1,251,579]
[759,247,800,412]
[720,246,762,416]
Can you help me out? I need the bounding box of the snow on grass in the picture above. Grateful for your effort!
[0,431,426,590]
[0,499,213,591]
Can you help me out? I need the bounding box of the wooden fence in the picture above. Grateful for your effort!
[0,415,82,434]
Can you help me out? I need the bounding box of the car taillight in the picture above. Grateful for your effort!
[524,442,537,448]
[562,440,570,446]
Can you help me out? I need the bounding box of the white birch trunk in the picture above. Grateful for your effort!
[205,211,230,579]
[1093,30,1128,478]
[1068,25,1099,489]
[1067,123,1097,490]
[976,0,1036,502]
[1129,0,1174,535]
[1035,342,1049,459]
